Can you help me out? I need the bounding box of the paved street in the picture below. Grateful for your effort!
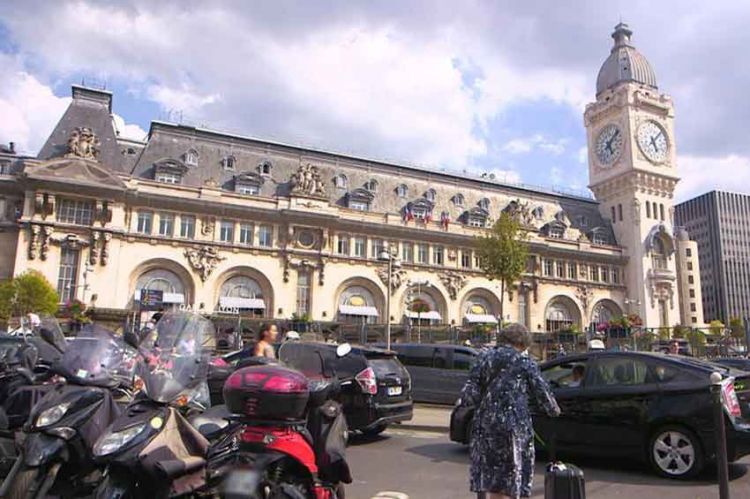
[346,406,750,499]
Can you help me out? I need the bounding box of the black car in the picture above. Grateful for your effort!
[450,351,750,479]
[714,357,750,372]
[382,343,479,404]
[210,342,413,435]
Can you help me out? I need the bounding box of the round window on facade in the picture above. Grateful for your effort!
[297,229,316,249]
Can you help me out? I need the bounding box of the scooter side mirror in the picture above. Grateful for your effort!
[124,331,140,349]
[336,343,352,358]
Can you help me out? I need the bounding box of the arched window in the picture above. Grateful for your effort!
[259,161,273,175]
[424,189,436,202]
[184,149,198,167]
[365,179,378,192]
[222,156,236,170]
[546,302,573,332]
[135,268,186,307]
[338,286,379,324]
[396,184,408,198]
[452,194,465,207]
[334,174,348,189]
[478,198,490,210]
[218,275,266,316]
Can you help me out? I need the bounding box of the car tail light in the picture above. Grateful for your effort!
[355,367,378,395]
[722,379,742,418]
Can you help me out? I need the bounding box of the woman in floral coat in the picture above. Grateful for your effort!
[461,324,561,499]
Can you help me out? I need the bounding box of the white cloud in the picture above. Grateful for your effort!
[112,114,147,141]
[676,154,750,202]
[502,134,568,156]
[577,146,588,164]
[0,55,70,155]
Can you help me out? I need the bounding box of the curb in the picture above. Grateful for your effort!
[393,423,448,433]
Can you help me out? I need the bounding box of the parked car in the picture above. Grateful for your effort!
[450,351,750,479]
[281,341,413,435]
[714,357,750,372]
[381,343,479,404]
[652,339,692,356]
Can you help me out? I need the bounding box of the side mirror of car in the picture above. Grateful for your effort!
[336,343,352,358]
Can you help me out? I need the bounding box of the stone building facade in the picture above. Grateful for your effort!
[0,24,697,332]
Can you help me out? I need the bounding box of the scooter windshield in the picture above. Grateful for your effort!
[57,325,130,387]
[0,336,37,371]
[37,315,66,353]
[139,312,214,403]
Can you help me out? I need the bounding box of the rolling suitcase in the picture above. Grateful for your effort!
[544,462,585,499]
[543,433,585,499]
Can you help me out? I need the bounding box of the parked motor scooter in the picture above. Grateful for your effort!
[93,311,228,499]
[210,342,353,499]
[0,324,134,499]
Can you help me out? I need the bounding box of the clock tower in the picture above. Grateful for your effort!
[585,23,681,329]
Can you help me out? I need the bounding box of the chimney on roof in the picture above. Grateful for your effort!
[71,84,113,113]
[9,142,15,154]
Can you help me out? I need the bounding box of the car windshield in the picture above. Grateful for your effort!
[138,312,214,403]
[279,342,326,378]
[57,325,132,387]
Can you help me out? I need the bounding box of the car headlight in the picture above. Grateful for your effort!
[36,402,72,428]
[93,423,148,456]
[455,397,462,407]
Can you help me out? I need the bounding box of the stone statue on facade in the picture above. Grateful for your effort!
[504,199,536,227]
[66,127,100,160]
[439,271,466,301]
[290,163,326,197]
[575,285,594,316]
[184,246,225,282]
[377,267,406,294]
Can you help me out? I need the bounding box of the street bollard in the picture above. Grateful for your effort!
[710,371,730,499]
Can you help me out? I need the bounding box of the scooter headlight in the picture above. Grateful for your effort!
[93,423,148,456]
[36,402,72,428]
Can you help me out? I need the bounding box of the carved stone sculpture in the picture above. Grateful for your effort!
[439,271,467,301]
[89,231,100,265]
[101,232,112,266]
[283,254,323,284]
[184,246,225,282]
[504,199,536,227]
[201,217,215,236]
[28,225,40,260]
[576,285,594,316]
[40,226,51,261]
[290,163,326,197]
[66,127,100,160]
[377,267,407,294]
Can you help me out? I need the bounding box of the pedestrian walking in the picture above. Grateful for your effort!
[460,323,561,499]
[253,323,279,358]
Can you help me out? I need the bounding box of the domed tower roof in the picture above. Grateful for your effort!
[596,23,657,96]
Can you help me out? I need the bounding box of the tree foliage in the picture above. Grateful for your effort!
[475,212,529,332]
[0,270,59,322]
[729,316,745,339]
[709,319,725,336]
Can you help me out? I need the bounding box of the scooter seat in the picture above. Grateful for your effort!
[190,405,231,438]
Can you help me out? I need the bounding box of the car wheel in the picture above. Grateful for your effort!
[361,424,387,436]
[649,426,704,479]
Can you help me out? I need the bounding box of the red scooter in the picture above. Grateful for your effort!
[214,343,353,499]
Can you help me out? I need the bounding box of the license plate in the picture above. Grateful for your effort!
[387,386,403,396]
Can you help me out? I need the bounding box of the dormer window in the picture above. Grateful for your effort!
[424,189,436,202]
[452,194,464,207]
[365,179,378,192]
[258,161,273,176]
[222,156,236,171]
[153,159,188,185]
[396,184,408,198]
[464,207,489,228]
[576,215,589,228]
[549,226,564,239]
[334,174,348,189]
[184,149,198,166]
[478,198,490,210]
[407,198,435,222]
[592,232,608,245]
[235,172,264,196]
[347,188,375,212]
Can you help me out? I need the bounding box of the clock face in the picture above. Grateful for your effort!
[595,124,623,166]
[637,120,669,163]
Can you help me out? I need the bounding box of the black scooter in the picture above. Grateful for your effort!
[0,324,133,499]
[94,311,231,499]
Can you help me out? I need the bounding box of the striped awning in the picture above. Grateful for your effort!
[338,305,379,317]
[219,296,266,310]
[405,311,442,321]
[465,314,498,324]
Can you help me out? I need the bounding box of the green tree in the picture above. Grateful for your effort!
[709,319,725,336]
[0,270,59,322]
[729,316,745,339]
[475,212,529,339]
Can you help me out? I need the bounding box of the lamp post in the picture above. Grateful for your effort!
[406,278,430,343]
[379,243,401,350]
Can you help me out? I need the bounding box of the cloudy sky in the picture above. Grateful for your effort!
[1,0,749,201]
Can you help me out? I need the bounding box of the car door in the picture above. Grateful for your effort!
[398,345,440,403]
[534,357,590,452]
[439,347,476,405]
[578,354,660,456]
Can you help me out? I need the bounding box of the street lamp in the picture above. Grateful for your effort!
[406,278,430,343]
[379,243,401,350]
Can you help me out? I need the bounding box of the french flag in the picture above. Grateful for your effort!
[440,211,450,229]
[403,204,414,222]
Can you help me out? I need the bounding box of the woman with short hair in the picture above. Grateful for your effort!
[461,323,561,499]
